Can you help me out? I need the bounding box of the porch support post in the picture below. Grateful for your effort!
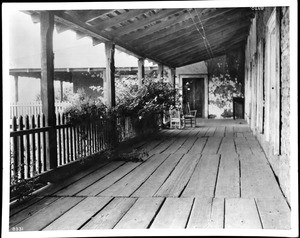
[14,75,19,102]
[40,11,57,169]
[137,58,145,87]
[60,80,63,101]
[169,67,176,86]
[157,63,163,82]
[104,42,116,107]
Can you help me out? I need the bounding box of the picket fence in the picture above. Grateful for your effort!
[9,113,137,186]
[10,101,71,119]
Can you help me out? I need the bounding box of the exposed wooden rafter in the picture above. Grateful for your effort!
[23,8,254,68]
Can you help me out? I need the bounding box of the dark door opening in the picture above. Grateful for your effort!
[182,78,204,117]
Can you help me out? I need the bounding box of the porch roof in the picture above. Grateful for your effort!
[23,8,254,68]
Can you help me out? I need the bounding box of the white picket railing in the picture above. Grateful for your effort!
[10,101,72,119]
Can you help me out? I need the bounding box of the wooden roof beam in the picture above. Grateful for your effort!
[133,8,252,48]
[90,9,153,29]
[167,36,247,66]
[55,22,69,33]
[172,42,245,67]
[140,17,251,54]
[123,8,234,42]
[65,10,114,23]
[110,9,185,37]
[145,20,250,57]
[157,29,249,62]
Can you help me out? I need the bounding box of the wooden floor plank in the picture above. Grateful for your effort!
[81,197,137,229]
[205,126,216,136]
[176,136,198,154]
[202,137,222,154]
[246,137,265,154]
[163,136,188,154]
[187,198,224,229]
[10,197,59,228]
[36,160,110,197]
[218,137,236,154]
[148,137,177,155]
[132,154,183,197]
[256,198,291,229]
[188,137,207,155]
[43,197,112,230]
[114,197,164,229]
[13,197,84,231]
[181,154,220,198]
[195,126,209,137]
[154,154,200,197]
[214,126,225,137]
[225,198,262,229]
[150,197,193,229]
[240,153,283,198]
[215,153,240,198]
[225,126,235,137]
[77,161,143,196]
[99,154,169,197]
[10,160,110,215]
[136,131,169,154]
[55,161,124,196]
[234,137,253,155]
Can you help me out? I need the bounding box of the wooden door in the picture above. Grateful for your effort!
[182,78,204,117]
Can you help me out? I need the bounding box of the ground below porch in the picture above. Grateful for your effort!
[9,119,290,231]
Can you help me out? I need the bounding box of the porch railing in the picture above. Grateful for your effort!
[9,113,158,186]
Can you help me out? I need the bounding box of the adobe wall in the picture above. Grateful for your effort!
[244,7,291,203]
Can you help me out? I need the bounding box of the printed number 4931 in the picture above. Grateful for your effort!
[11,227,24,231]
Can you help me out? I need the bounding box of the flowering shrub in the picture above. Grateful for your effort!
[64,89,108,125]
[65,77,179,129]
[209,73,243,118]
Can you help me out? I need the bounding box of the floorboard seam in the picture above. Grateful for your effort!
[128,154,171,197]
[223,198,226,229]
[199,137,208,154]
[184,197,195,228]
[239,156,242,198]
[111,198,138,229]
[77,196,115,230]
[254,198,264,229]
[213,154,222,198]
[179,154,202,198]
[216,137,224,154]
[40,197,85,231]
[94,158,154,196]
[152,154,185,197]
[71,162,126,196]
[147,197,167,229]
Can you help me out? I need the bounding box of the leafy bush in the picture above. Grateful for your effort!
[64,89,108,125]
[113,77,179,118]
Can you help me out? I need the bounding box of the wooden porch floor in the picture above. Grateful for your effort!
[9,119,291,231]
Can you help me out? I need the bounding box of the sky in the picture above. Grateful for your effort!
[7,10,154,102]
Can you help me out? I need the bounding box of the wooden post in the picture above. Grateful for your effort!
[60,80,63,101]
[14,75,19,102]
[169,68,176,86]
[104,42,116,107]
[157,63,163,82]
[40,11,57,170]
[137,58,145,87]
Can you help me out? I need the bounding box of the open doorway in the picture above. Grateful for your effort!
[180,75,208,118]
